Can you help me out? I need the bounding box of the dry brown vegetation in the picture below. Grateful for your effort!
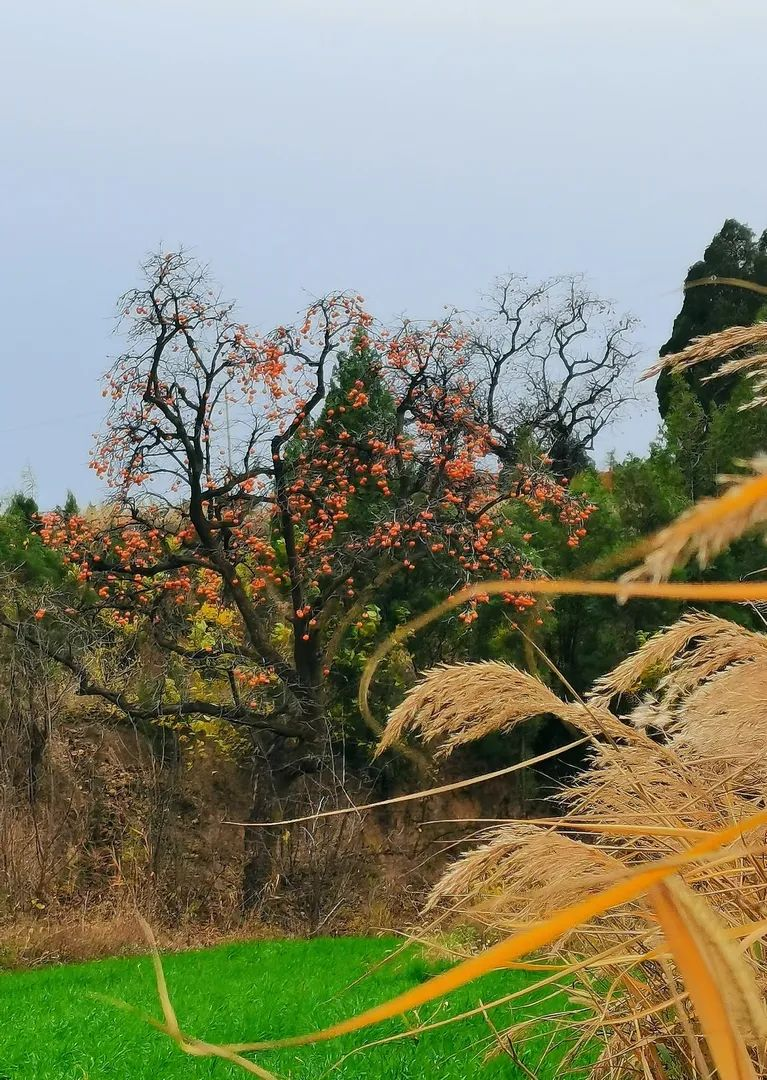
[0,675,534,965]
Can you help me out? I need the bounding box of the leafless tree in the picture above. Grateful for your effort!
[465,274,639,476]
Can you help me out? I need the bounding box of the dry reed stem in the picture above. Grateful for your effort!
[409,615,767,1076]
[686,277,767,298]
[100,917,281,1079]
[302,944,631,1073]
[649,880,763,1080]
[620,461,767,584]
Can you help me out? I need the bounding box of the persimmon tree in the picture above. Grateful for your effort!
[8,251,599,898]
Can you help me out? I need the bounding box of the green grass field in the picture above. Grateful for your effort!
[0,936,587,1079]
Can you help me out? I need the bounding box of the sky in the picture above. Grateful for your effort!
[1,0,766,508]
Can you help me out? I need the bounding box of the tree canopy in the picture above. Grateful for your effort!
[14,253,602,785]
[657,218,767,416]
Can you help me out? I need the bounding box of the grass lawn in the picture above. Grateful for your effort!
[0,936,584,1079]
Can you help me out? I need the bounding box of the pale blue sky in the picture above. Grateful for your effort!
[1,0,765,507]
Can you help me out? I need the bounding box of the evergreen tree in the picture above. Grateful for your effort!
[322,330,396,436]
[291,330,399,537]
[0,495,62,583]
[657,218,767,416]
[661,374,711,500]
[7,492,39,530]
[58,490,79,520]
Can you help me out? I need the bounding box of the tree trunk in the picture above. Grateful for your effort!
[240,712,322,912]
[241,653,326,912]
[241,763,283,911]
[26,718,48,805]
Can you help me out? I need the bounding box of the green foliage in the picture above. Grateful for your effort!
[0,495,63,584]
[528,383,767,694]
[6,492,39,529]
[705,380,767,478]
[661,374,711,500]
[510,467,683,693]
[306,331,399,536]
[657,218,767,415]
[323,330,397,437]
[609,445,687,536]
[57,490,79,520]
[660,369,767,500]
[498,382,767,695]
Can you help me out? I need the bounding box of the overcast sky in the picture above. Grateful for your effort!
[1,0,765,507]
